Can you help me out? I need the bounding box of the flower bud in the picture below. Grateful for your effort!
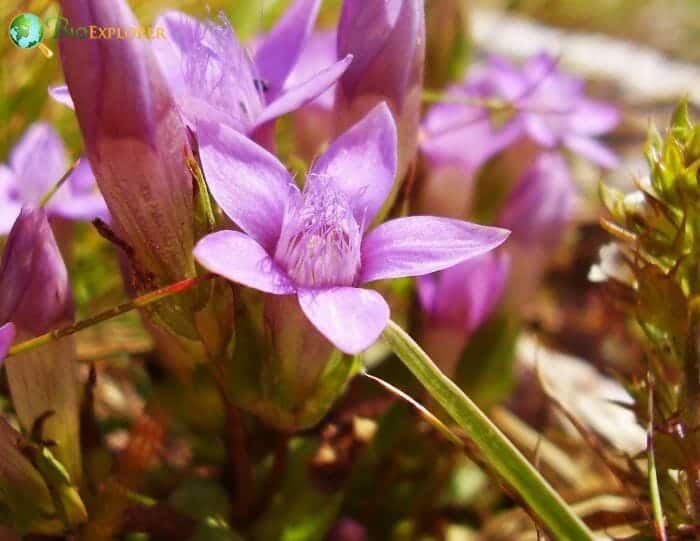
[58,0,233,372]
[0,208,82,486]
[336,0,425,188]
[58,0,194,284]
[418,252,510,375]
[498,152,577,303]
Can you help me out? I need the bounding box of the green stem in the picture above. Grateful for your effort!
[7,274,214,358]
[647,375,668,541]
[382,320,595,541]
[40,158,80,207]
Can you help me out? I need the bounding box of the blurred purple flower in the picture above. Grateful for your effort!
[498,152,577,304]
[417,68,523,218]
[489,52,620,168]
[149,0,351,140]
[325,518,367,541]
[499,151,577,245]
[58,0,195,283]
[418,252,509,374]
[0,322,14,365]
[194,104,508,354]
[336,0,425,180]
[420,52,619,170]
[0,123,107,235]
[418,251,510,334]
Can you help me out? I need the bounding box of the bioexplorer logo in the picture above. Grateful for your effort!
[8,13,52,57]
[9,12,167,58]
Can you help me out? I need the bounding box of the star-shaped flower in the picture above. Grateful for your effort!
[193,103,509,354]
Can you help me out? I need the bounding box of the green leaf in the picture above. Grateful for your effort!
[382,320,596,541]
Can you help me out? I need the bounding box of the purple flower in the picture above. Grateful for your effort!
[419,72,522,172]
[0,207,82,483]
[418,251,510,335]
[193,104,509,354]
[0,322,14,364]
[499,152,577,246]
[0,123,107,234]
[58,0,195,283]
[420,52,620,170]
[150,0,351,140]
[498,152,577,304]
[418,252,509,374]
[488,52,620,168]
[336,0,425,180]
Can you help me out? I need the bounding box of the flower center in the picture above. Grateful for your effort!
[274,176,362,288]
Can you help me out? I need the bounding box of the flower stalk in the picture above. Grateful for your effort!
[7,274,214,358]
[382,319,595,541]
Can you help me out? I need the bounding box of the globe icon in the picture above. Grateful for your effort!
[9,13,44,49]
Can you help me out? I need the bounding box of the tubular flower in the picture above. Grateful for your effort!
[150,0,351,140]
[336,0,425,183]
[58,0,195,283]
[418,70,522,218]
[418,252,510,374]
[0,122,107,234]
[0,208,82,485]
[498,152,577,304]
[194,103,509,355]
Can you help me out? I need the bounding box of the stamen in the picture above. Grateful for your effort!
[275,176,362,287]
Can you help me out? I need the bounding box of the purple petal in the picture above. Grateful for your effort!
[194,230,296,295]
[0,166,21,235]
[298,287,389,354]
[153,11,264,134]
[255,55,353,128]
[254,0,322,99]
[0,201,21,236]
[570,98,620,136]
[0,323,14,363]
[151,11,199,98]
[523,114,558,148]
[49,85,74,109]
[564,134,619,168]
[197,121,293,251]
[486,55,527,101]
[359,216,510,284]
[46,158,109,223]
[9,123,67,205]
[51,194,110,223]
[284,30,338,110]
[310,103,397,228]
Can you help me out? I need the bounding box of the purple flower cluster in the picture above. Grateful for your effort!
[0,0,619,423]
